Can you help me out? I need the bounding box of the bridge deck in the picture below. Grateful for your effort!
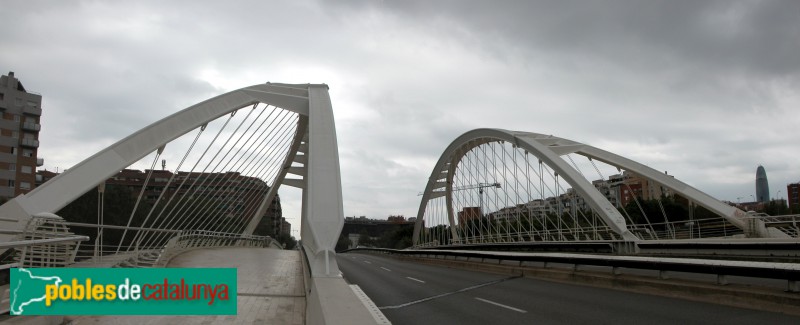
[67,247,305,324]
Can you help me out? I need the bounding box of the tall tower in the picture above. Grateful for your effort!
[0,72,43,199]
[755,165,769,203]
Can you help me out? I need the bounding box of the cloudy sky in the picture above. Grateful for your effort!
[2,1,799,231]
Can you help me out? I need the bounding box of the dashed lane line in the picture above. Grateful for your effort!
[406,277,425,283]
[474,297,527,313]
[379,275,522,310]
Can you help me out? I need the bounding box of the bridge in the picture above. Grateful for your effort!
[412,128,795,248]
[1,83,799,323]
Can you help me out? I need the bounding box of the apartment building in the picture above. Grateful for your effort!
[0,72,43,199]
[789,182,800,213]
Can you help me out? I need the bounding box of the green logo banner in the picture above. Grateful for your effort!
[9,268,237,315]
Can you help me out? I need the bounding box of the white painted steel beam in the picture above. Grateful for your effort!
[413,128,782,246]
[0,83,352,271]
[302,85,345,278]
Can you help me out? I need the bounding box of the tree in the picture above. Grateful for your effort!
[275,232,297,250]
[57,185,155,251]
[764,199,789,215]
[357,229,374,247]
[375,225,413,249]
[335,233,352,252]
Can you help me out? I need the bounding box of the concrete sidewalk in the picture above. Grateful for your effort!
[66,247,305,324]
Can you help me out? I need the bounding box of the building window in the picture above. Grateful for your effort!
[10,147,16,155]
[11,131,18,139]
[8,163,15,171]
[0,92,4,100]
[26,101,37,108]
[20,181,30,190]
[22,149,32,157]
[13,115,20,122]
[15,98,23,106]
[8,180,14,188]
[21,165,32,174]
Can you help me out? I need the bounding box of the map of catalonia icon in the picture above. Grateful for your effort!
[9,268,63,315]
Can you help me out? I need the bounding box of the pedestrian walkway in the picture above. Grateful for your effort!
[66,247,305,324]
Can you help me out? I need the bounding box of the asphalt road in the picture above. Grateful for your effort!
[337,252,800,325]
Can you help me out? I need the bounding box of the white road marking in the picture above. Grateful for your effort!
[380,267,392,272]
[406,277,425,283]
[474,297,527,313]
[364,260,372,264]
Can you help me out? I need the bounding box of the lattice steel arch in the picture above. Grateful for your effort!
[413,128,783,246]
[0,83,345,276]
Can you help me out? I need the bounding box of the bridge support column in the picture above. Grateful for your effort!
[612,241,640,255]
[301,84,344,277]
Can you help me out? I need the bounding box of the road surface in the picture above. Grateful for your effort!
[337,252,800,324]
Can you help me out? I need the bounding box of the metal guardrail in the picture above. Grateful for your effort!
[348,247,800,292]
[417,241,619,254]
[416,217,748,248]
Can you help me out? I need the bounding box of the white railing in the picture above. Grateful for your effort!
[0,285,9,314]
[1,262,20,314]
[153,230,282,267]
[0,236,89,250]
[6,215,88,268]
[0,237,87,313]
[746,213,800,238]
[419,216,745,248]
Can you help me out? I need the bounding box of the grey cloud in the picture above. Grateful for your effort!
[1,0,798,220]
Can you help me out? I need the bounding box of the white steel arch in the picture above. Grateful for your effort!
[0,83,345,276]
[413,128,780,246]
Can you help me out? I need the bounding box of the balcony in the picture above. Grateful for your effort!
[22,106,42,116]
[21,138,39,148]
[22,122,41,132]
[36,157,44,167]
